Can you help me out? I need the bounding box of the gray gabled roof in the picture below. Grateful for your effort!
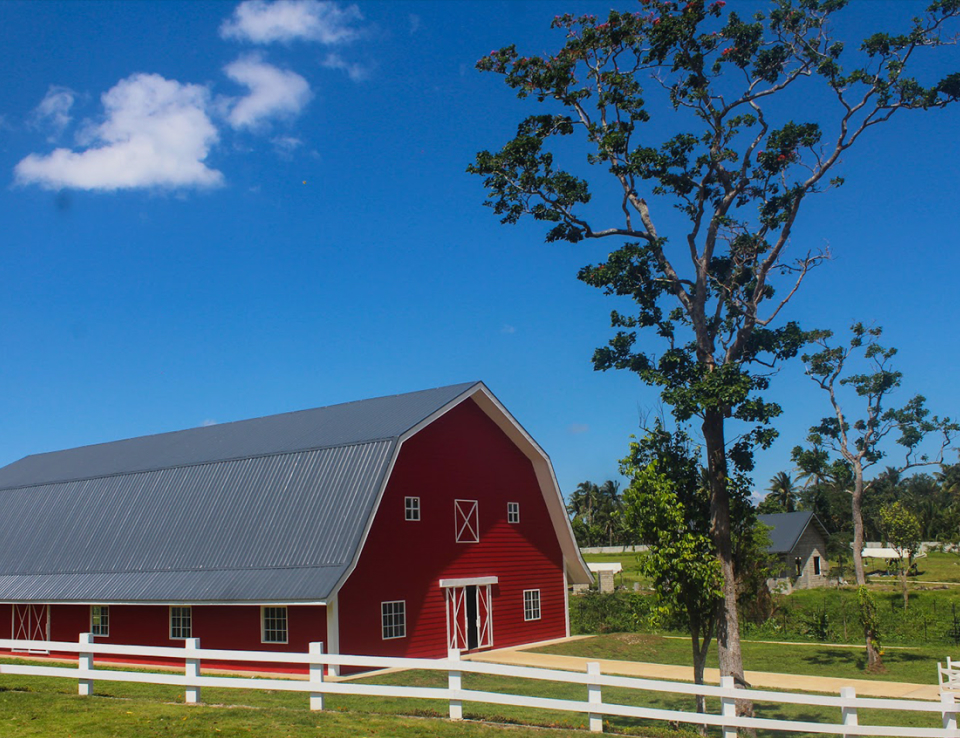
[757,511,830,554]
[0,383,479,604]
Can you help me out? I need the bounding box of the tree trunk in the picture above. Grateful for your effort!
[692,638,708,736]
[850,464,883,670]
[702,409,752,720]
[692,636,707,714]
[901,564,909,610]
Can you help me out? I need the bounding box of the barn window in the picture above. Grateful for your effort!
[814,556,822,576]
[507,502,520,524]
[381,600,406,639]
[262,606,288,644]
[523,590,541,621]
[170,606,192,640]
[405,496,420,521]
[90,606,109,637]
[454,499,479,543]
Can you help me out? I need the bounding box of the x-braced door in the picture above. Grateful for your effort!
[445,584,492,652]
[12,604,50,653]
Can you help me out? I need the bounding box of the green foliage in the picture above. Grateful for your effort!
[568,590,661,635]
[566,479,631,546]
[879,501,922,558]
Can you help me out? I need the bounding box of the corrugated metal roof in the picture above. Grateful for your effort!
[0,382,478,490]
[758,511,829,553]
[0,383,480,603]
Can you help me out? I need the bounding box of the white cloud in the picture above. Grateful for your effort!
[31,86,76,139]
[320,52,371,82]
[201,419,219,427]
[408,14,420,34]
[220,0,363,45]
[500,324,516,334]
[567,423,590,435]
[223,55,312,129]
[15,73,222,192]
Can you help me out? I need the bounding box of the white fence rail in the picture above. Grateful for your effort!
[1,636,958,737]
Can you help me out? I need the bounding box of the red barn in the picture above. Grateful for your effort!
[0,383,591,668]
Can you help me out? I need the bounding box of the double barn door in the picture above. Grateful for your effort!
[445,584,492,652]
[12,604,50,652]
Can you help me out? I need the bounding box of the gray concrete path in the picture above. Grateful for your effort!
[464,638,944,701]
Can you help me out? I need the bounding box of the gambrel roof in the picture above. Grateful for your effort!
[0,382,590,604]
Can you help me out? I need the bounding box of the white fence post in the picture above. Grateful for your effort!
[720,675,737,738]
[587,661,603,733]
[309,642,325,711]
[185,637,201,704]
[448,648,462,721]
[942,692,958,732]
[78,632,93,696]
[841,686,858,738]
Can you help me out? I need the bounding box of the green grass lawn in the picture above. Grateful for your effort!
[905,551,960,584]
[534,632,948,685]
[0,656,946,738]
[4,635,956,738]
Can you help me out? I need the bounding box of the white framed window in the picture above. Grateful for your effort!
[454,499,479,543]
[523,589,541,622]
[262,606,288,644]
[90,605,109,637]
[405,496,420,521]
[507,501,520,524]
[381,600,406,640]
[170,606,192,640]
[813,556,822,576]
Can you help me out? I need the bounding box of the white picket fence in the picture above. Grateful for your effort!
[1,635,959,737]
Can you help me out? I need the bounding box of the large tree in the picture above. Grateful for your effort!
[794,323,957,668]
[470,0,960,689]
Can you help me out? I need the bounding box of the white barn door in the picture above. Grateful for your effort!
[12,604,50,653]
[445,584,492,652]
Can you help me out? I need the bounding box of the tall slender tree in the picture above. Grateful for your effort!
[470,0,960,691]
[795,323,957,668]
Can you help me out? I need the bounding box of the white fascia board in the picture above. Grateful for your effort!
[439,576,499,588]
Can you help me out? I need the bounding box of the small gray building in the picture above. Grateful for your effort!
[758,511,831,590]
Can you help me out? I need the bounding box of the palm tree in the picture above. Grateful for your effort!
[767,471,798,513]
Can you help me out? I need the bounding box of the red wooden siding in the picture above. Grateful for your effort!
[4,604,326,673]
[337,398,566,659]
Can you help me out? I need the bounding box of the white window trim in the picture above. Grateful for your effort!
[523,589,541,622]
[90,605,109,637]
[454,499,479,543]
[405,496,420,521]
[507,501,520,524]
[261,606,289,644]
[169,606,192,640]
[381,600,406,640]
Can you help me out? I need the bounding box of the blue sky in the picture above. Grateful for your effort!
[1,0,958,501]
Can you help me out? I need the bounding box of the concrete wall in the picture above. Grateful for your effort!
[770,525,829,590]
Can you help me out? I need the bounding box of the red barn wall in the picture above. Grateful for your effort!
[337,397,567,659]
[5,604,326,672]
